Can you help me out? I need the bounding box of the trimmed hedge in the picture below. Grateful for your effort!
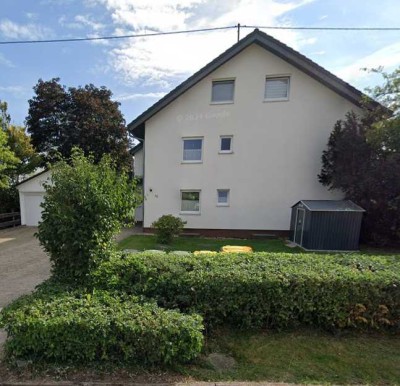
[93,252,400,330]
[0,288,203,364]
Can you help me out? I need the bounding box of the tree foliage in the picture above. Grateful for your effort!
[319,67,400,245]
[26,78,131,170]
[37,149,141,283]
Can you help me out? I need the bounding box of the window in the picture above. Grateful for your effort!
[183,138,203,162]
[181,191,200,213]
[264,76,290,101]
[219,136,233,153]
[211,79,235,103]
[217,189,230,206]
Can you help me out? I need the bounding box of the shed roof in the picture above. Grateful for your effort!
[292,200,365,212]
[128,28,380,138]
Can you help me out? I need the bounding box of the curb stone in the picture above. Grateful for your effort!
[0,383,302,386]
[0,383,300,386]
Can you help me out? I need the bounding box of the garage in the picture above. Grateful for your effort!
[17,170,51,226]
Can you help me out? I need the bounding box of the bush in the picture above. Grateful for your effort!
[0,288,203,364]
[93,252,400,331]
[37,149,141,284]
[151,214,186,244]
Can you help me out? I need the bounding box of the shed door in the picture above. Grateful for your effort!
[24,193,45,226]
[294,208,305,245]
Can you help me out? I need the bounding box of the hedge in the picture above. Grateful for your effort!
[0,288,203,364]
[93,252,400,330]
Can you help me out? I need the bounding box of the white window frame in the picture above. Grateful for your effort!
[182,137,203,163]
[264,75,290,102]
[219,135,233,154]
[211,78,235,104]
[180,190,201,215]
[217,189,230,207]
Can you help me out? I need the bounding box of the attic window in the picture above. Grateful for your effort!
[264,76,290,101]
[211,79,235,103]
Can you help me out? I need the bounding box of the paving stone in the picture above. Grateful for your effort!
[169,250,192,256]
[206,353,237,372]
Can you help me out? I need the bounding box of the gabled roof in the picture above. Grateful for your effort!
[16,169,49,187]
[292,200,365,212]
[130,141,143,155]
[128,28,378,138]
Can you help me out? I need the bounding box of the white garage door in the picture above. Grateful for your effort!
[24,194,45,226]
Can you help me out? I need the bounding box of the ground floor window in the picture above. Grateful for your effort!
[217,189,230,206]
[181,190,201,213]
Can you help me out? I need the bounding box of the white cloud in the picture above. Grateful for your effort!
[0,53,14,68]
[92,0,316,88]
[335,41,400,83]
[58,14,105,31]
[0,19,51,40]
[0,85,28,97]
[117,91,167,100]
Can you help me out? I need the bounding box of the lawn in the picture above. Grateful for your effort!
[119,234,302,252]
[119,233,400,255]
[184,329,400,384]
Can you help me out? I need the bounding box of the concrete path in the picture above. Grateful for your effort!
[0,226,51,359]
[0,226,50,309]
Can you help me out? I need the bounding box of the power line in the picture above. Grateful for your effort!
[0,25,236,45]
[244,25,400,31]
[0,24,399,45]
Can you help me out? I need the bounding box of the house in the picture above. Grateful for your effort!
[16,170,51,226]
[128,28,373,237]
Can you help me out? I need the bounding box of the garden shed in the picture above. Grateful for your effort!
[290,200,365,251]
[17,170,51,226]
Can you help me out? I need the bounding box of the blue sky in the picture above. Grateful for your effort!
[1,0,400,127]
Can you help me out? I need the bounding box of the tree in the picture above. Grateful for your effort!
[0,100,40,211]
[319,67,400,245]
[37,149,141,283]
[26,78,131,170]
[0,129,19,189]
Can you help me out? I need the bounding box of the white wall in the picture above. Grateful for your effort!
[143,44,360,230]
[17,170,51,226]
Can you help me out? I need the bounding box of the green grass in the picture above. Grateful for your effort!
[183,329,400,384]
[119,234,400,255]
[118,234,302,253]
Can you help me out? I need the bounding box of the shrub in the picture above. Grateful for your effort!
[93,252,400,331]
[151,214,186,244]
[37,148,141,284]
[0,288,203,364]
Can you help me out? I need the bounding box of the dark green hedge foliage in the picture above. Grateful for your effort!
[93,252,400,330]
[0,288,203,364]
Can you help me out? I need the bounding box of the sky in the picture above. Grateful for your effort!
[1,0,400,127]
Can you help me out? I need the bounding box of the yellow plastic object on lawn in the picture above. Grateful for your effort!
[193,250,218,255]
[221,245,253,253]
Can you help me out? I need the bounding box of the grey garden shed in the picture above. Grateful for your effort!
[290,200,365,251]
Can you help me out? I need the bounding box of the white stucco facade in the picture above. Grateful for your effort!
[17,170,51,226]
[139,44,361,232]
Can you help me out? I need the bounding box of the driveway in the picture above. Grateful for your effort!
[0,226,50,357]
[0,226,50,309]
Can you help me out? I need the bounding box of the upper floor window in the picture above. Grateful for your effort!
[219,135,233,153]
[211,79,235,103]
[264,76,290,101]
[183,137,203,162]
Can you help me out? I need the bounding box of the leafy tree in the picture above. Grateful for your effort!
[5,125,41,184]
[26,78,131,170]
[0,100,40,211]
[37,148,141,283]
[319,67,400,245]
[0,129,19,189]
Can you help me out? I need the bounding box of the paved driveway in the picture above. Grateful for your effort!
[0,226,50,309]
[0,226,50,358]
